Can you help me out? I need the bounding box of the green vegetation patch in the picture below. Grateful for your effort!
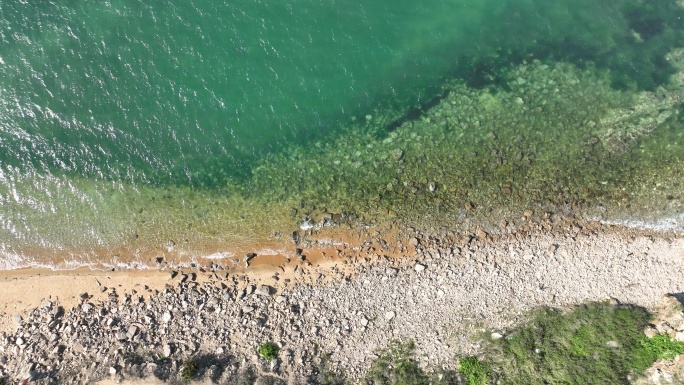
[363,340,433,385]
[458,356,490,385]
[640,333,684,362]
[258,342,280,361]
[327,303,684,385]
[492,302,653,384]
[179,358,198,382]
[362,340,466,385]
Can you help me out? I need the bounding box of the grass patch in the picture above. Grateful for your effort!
[357,302,684,385]
[363,340,463,385]
[640,333,684,362]
[458,356,490,385]
[363,340,432,385]
[491,302,654,384]
[258,342,280,361]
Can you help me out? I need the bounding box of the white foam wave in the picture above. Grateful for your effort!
[0,250,107,271]
[595,213,684,232]
[254,248,287,256]
[0,250,28,270]
[0,248,262,271]
[203,251,235,260]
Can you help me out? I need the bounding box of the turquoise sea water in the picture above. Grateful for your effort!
[1,0,684,268]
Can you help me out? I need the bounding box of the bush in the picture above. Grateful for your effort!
[458,356,490,385]
[179,358,198,382]
[258,342,280,360]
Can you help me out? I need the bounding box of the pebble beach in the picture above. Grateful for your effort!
[1,215,683,384]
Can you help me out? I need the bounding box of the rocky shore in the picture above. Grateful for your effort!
[0,217,683,384]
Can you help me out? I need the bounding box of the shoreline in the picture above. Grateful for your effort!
[2,47,683,273]
[0,222,412,334]
[1,217,683,383]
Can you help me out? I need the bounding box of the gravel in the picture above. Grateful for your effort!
[0,221,682,384]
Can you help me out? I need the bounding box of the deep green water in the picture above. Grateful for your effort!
[1,0,683,268]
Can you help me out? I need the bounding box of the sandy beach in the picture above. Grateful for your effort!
[0,223,409,334]
[0,268,170,334]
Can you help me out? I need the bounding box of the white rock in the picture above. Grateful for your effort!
[650,368,671,383]
[162,312,172,323]
[414,263,426,272]
[109,366,118,375]
[385,311,396,321]
[254,285,274,296]
[491,332,503,340]
[270,358,279,372]
[676,331,684,342]
[127,325,139,339]
[300,220,314,231]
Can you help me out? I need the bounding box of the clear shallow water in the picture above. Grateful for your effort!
[1,0,684,269]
